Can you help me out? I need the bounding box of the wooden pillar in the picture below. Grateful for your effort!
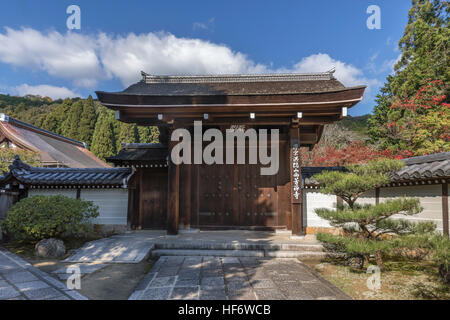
[191,164,200,227]
[443,182,449,237]
[289,126,303,235]
[167,127,180,235]
[181,164,192,228]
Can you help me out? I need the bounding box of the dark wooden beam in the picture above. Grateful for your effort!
[375,187,380,205]
[167,127,180,235]
[181,163,192,229]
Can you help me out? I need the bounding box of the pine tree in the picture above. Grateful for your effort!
[313,159,435,269]
[61,100,84,140]
[90,110,116,161]
[78,95,97,147]
[391,0,449,98]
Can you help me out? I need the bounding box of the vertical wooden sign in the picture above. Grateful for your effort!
[290,126,303,235]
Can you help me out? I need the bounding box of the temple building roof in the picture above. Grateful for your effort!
[0,114,108,168]
[0,157,132,188]
[107,143,168,167]
[96,70,365,104]
[111,71,355,96]
[96,70,366,149]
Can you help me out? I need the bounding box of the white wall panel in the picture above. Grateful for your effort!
[80,189,128,225]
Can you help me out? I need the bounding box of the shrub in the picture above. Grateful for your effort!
[313,159,436,270]
[1,195,99,241]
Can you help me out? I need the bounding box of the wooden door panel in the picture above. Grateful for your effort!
[199,163,279,227]
[140,169,167,229]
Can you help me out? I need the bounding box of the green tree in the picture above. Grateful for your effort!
[392,0,449,98]
[313,159,435,269]
[90,110,116,161]
[78,95,97,147]
[137,126,160,144]
[41,102,71,134]
[116,122,139,151]
[384,79,449,155]
[368,0,449,149]
[61,100,84,140]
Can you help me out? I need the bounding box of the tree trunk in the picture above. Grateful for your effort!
[346,255,365,270]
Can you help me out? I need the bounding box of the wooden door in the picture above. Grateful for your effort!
[198,164,234,226]
[139,168,168,229]
[198,163,278,227]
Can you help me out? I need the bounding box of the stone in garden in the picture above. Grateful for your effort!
[35,238,66,258]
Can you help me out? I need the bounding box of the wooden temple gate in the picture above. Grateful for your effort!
[99,71,366,235]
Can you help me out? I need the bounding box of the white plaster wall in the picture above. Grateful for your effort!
[28,188,128,226]
[28,189,77,198]
[356,190,376,206]
[380,184,443,231]
[303,190,336,228]
[80,189,128,225]
[304,184,445,232]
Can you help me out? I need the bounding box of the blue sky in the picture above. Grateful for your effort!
[0,0,411,115]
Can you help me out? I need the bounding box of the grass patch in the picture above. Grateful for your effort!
[302,258,450,300]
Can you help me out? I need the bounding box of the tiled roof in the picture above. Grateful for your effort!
[390,152,450,182]
[107,143,168,164]
[96,70,367,97]
[0,114,109,168]
[303,152,450,187]
[2,157,132,187]
[140,70,337,83]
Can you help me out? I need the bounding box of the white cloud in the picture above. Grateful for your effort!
[0,28,102,87]
[98,31,267,86]
[13,84,79,99]
[193,18,215,31]
[0,27,376,97]
[288,53,367,87]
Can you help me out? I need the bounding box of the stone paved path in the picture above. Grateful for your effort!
[65,230,321,263]
[0,248,87,300]
[129,256,351,300]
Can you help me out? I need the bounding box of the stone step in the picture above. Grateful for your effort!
[154,242,323,252]
[151,249,327,259]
